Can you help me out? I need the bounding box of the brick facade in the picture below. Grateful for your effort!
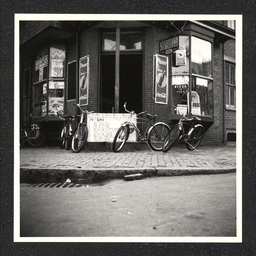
[20,20,236,146]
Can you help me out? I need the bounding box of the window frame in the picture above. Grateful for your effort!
[67,60,77,101]
[102,31,143,52]
[225,61,236,110]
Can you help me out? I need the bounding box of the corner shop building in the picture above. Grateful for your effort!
[20,20,236,146]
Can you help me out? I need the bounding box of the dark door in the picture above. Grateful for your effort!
[101,54,143,113]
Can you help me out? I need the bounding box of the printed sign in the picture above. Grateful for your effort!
[159,36,179,54]
[154,54,169,104]
[189,91,201,115]
[176,104,188,115]
[79,56,89,106]
[175,50,186,66]
[87,113,137,142]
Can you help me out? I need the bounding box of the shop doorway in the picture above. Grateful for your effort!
[101,54,143,113]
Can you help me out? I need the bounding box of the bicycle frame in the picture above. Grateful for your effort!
[121,112,155,142]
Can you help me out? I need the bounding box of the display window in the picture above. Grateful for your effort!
[170,35,213,117]
[191,77,213,116]
[32,45,66,119]
[171,75,189,114]
[32,83,47,117]
[191,36,212,78]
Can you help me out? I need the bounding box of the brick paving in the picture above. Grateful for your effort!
[19,145,236,183]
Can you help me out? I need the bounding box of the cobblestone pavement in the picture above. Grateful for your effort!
[19,145,236,183]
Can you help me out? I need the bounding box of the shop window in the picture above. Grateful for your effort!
[32,45,66,118]
[67,61,76,100]
[225,61,236,109]
[103,32,142,51]
[191,36,212,78]
[171,75,189,115]
[192,77,213,116]
[33,83,47,117]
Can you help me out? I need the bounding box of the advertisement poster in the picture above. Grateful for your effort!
[51,59,64,77]
[48,81,64,116]
[79,56,89,106]
[154,54,169,104]
[50,46,65,78]
[87,113,136,142]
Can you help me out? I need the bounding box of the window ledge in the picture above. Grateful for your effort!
[226,106,236,111]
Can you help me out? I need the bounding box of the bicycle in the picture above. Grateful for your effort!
[20,123,46,147]
[58,111,78,150]
[112,102,171,152]
[71,104,93,153]
[162,109,204,152]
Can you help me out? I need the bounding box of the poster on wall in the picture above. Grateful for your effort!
[79,55,89,106]
[87,113,136,142]
[154,54,169,104]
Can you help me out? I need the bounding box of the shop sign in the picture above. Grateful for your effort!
[87,113,136,142]
[159,36,179,54]
[154,54,169,104]
[79,56,89,106]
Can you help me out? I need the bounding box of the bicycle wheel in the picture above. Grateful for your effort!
[60,127,66,149]
[27,129,46,147]
[186,125,204,150]
[147,123,170,151]
[112,126,129,152]
[71,124,88,153]
[162,124,180,153]
[20,129,27,147]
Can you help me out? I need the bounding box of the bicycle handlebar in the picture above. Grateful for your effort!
[123,102,148,116]
[74,104,94,114]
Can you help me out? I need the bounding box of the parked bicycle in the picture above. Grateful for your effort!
[112,102,171,152]
[20,123,46,147]
[71,104,93,153]
[58,111,78,150]
[162,108,204,152]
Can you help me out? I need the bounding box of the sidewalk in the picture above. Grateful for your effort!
[19,145,236,183]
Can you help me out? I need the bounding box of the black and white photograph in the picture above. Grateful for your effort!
[14,14,242,243]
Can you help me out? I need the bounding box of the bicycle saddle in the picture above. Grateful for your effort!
[184,115,201,121]
[146,113,157,119]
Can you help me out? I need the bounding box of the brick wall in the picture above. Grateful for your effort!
[80,28,99,112]
[224,39,236,143]
[144,27,172,124]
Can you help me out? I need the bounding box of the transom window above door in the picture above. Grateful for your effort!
[102,32,142,51]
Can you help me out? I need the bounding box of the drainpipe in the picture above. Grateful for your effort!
[222,42,225,144]
[76,27,80,115]
[115,23,120,113]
